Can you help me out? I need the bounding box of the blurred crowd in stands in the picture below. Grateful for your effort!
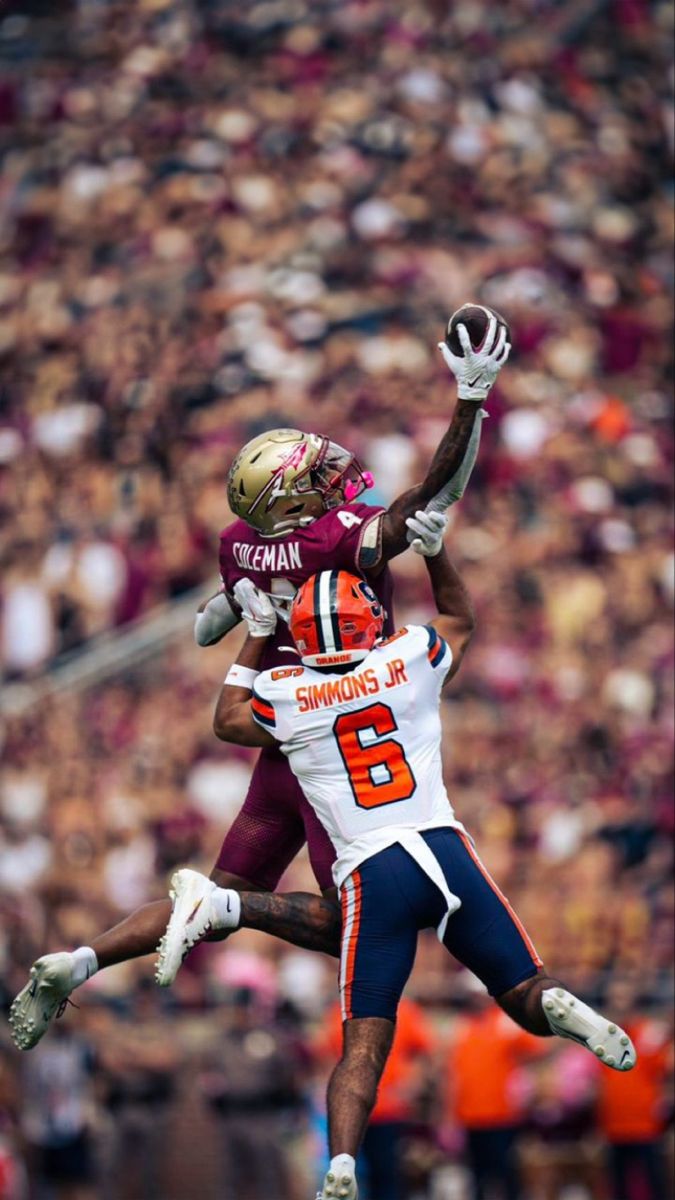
[0,0,672,1196]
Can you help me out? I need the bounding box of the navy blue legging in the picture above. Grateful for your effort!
[340,828,541,1022]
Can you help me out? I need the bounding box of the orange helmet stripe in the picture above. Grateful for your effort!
[290,570,385,667]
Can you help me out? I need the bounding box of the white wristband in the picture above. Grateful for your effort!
[224,665,260,690]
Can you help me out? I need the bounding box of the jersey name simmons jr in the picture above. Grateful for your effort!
[250,624,467,894]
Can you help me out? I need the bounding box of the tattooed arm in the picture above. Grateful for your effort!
[240,890,341,957]
[378,399,481,563]
[375,318,511,565]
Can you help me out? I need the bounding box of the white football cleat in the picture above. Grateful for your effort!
[155,869,216,987]
[9,953,77,1051]
[542,987,636,1071]
[318,1157,359,1200]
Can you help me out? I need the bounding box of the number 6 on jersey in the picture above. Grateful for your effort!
[333,703,416,810]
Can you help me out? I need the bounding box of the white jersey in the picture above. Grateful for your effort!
[251,624,466,900]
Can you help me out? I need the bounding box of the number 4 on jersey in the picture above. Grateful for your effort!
[337,510,363,530]
[333,703,416,809]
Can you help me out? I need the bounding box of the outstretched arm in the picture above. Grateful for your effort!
[379,399,481,561]
[410,518,475,682]
[378,316,510,563]
[428,549,475,682]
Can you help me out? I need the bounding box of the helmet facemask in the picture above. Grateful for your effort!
[227,429,373,538]
[309,440,374,510]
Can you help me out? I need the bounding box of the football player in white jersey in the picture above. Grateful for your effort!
[9,316,511,1056]
[161,511,636,1200]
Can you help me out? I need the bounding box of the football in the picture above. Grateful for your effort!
[445,303,511,356]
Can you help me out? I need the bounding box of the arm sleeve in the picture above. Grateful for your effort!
[194,591,239,646]
[423,410,488,516]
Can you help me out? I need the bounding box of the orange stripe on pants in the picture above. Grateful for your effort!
[340,871,362,1021]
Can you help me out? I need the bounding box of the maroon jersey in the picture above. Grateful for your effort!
[219,502,394,669]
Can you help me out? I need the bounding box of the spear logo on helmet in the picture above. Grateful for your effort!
[228,428,374,538]
[247,440,310,518]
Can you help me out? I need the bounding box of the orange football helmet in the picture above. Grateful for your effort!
[290,570,386,668]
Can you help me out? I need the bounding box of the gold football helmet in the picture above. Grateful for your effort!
[227,428,372,537]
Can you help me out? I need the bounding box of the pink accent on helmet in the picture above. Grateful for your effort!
[344,472,374,502]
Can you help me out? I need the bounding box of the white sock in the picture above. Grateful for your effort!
[209,888,241,930]
[71,946,98,988]
[329,1154,356,1176]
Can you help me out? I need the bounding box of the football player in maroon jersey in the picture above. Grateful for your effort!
[10,317,510,1049]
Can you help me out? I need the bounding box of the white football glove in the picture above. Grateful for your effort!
[405,509,448,557]
[438,313,511,402]
[232,578,277,638]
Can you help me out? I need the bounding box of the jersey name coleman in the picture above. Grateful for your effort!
[232,541,303,573]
